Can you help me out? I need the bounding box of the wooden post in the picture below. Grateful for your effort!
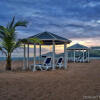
[52,41,55,70]
[83,50,84,62]
[23,44,26,70]
[74,50,75,63]
[27,44,29,69]
[39,44,41,64]
[33,44,36,71]
[88,49,90,62]
[67,49,68,63]
[64,43,67,69]
[86,50,88,61]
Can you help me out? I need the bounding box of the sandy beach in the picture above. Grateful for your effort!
[0,60,100,100]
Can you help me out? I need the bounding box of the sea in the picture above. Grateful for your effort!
[0,57,100,61]
[0,57,41,61]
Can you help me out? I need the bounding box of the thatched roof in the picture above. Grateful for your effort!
[27,32,71,45]
[68,43,89,50]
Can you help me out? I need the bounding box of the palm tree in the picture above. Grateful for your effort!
[0,17,28,70]
[0,17,43,71]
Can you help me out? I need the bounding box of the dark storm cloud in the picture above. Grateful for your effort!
[0,0,100,39]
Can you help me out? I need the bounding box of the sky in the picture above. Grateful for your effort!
[0,0,100,56]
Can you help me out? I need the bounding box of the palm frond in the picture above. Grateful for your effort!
[1,35,16,53]
[0,31,6,39]
[19,38,28,44]
[8,28,16,41]
[0,26,7,33]
[0,25,5,30]
[20,38,43,44]
[28,38,43,44]
[14,21,28,28]
[0,46,7,56]
[8,16,15,29]
[0,25,9,36]
[10,41,21,52]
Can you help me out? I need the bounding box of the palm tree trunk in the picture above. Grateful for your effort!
[6,54,11,70]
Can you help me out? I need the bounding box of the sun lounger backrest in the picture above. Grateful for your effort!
[44,57,51,65]
[57,57,63,64]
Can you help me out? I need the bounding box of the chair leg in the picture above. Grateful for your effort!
[32,65,37,71]
[29,65,33,71]
[46,66,48,70]
[40,67,42,71]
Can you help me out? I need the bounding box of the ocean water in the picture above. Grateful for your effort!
[0,57,100,61]
[90,57,100,60]
[0,57,41,61]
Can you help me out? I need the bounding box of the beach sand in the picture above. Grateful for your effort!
[0,60,100,100]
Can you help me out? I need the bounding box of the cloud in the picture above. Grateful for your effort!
[71,37,100,47]
[83,1,100,8]
[0,0,100,41]
[1,0,100,57]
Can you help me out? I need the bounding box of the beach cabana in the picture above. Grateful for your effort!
[67,43,90,63]
[23,32,71,71]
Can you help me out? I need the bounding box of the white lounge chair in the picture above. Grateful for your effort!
[56,57,63,68]
[41,57,52,70]
[30,56,52,71]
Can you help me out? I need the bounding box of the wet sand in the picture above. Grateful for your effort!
[0,60,100,100]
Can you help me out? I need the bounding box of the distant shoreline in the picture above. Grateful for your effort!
[0,57,100,61]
